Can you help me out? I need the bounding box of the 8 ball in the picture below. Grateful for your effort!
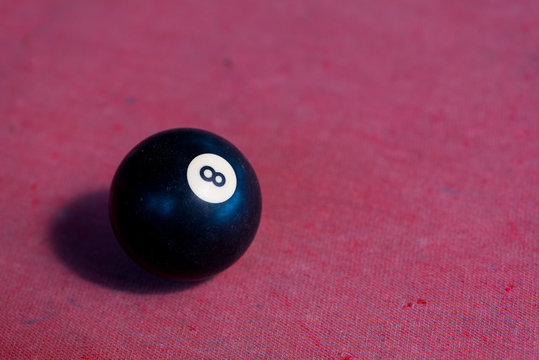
[109,128,262,281]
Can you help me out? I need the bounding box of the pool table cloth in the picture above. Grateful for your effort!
[1,0,537,359]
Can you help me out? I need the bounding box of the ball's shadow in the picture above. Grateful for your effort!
[50,189,202,293]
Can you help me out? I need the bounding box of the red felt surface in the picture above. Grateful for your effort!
[1,1,538,359]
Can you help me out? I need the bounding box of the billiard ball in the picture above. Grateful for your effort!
[109,128,262,281]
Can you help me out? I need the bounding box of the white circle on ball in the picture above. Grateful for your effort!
[187,153,237,203]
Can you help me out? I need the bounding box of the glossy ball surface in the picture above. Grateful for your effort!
[109,129,262,281]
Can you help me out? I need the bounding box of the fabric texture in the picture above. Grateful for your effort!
[1,1,537,359]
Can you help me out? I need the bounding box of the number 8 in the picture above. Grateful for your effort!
[200,166,226,187]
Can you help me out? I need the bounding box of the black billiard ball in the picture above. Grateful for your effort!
[109,128,262,281]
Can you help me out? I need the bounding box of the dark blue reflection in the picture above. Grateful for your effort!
[146,193,176,217]
[213,192,242,223]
